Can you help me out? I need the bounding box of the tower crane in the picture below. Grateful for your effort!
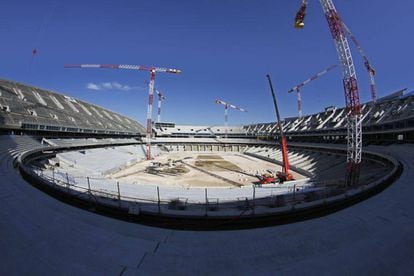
[64,64,181,160]
[288,64,338,118]
[295,2,376,104]
[145,80,167,124]
[155,89,166,124]
[342,22,377,104]
[214,99,247,138]
[294,0,362,186]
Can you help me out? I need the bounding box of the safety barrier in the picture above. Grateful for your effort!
[17,142,402,230]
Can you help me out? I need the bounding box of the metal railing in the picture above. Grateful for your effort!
[25,165,382,218]
[16,140,402,230]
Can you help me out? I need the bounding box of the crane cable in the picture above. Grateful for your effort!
[28,2,58,81]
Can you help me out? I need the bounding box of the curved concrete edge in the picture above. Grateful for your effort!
[16,142,403,230]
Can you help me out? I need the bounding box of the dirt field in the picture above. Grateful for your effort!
[109,152,305,188]
[194,155,241,172]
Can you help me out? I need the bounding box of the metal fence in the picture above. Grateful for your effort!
[24,165,367,218]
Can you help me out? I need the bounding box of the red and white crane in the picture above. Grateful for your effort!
[155,89,166,123]
[342,22,377,104]
[294,0,362,186]
[214,99,247,138]
[145,80,167,124]
[64,64,181,160]
[288,64,338,118]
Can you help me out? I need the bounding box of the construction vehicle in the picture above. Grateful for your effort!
[259,173,279,184]
[261,74,294,184]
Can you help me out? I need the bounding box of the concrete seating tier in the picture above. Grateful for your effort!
[0,79,145,135]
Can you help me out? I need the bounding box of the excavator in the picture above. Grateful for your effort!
[260,75,294,184]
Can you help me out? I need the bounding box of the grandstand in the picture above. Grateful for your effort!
[154,123,248,136]
[1,79,413,274]
[0,79,145,136]
[244,145,391,184]
[0,79,410,206]
[245,90,414,143]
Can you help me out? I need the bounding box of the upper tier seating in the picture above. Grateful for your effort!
[0,79,146,135]
[244,91,414,135]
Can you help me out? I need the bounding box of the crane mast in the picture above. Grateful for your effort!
[320,0,362,186]
[156,90,166,123]
[145,79,167,124]
[146,69,156,159]
[294,0,362,186]
[64,64,181,160]
[288,64,338,118]
[342,22,377,103]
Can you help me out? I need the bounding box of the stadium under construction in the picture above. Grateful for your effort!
[1,75,413,273]
[1,0,414,274]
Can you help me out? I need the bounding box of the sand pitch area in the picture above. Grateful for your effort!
[194,155,241,172]
[109,152,303,188]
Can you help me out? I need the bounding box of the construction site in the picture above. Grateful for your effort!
[0,0,413,275]
[110,153,290,188]
[1,0,412,228]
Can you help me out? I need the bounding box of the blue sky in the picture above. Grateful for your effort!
[1,0,413,126]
